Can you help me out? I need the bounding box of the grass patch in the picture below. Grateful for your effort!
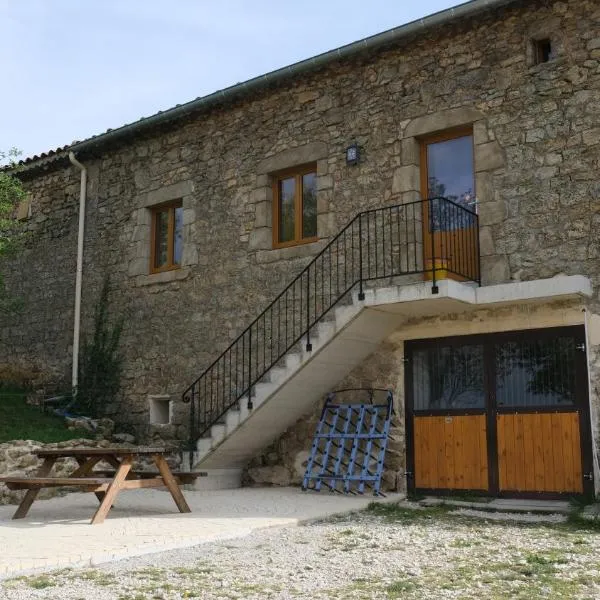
[25,575,56,589]
[386,579,418,596]
[366,502,454,523]
[0,392,90,443]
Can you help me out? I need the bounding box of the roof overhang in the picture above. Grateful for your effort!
[15,0,522,174]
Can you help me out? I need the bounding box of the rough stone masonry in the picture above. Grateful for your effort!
[1,0,599,489]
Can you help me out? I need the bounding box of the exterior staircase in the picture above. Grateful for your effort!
[180,199,481,489]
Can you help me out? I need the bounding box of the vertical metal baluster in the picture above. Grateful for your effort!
[388,206,393,276]
[396,206,401,274]
[358,214,365,300]
[247,328,253,410]
[476,211,481,284]
[431,199,438,294]
[306,268,312,351]
[189,386,196,450]
[314,260,317,324]
[412,202,417,272]
[367,211,371,280]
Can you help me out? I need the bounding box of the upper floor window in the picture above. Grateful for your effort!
[272,166,317,248]
[150,201,183,273]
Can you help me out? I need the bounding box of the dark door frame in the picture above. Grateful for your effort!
[404,325,594,499]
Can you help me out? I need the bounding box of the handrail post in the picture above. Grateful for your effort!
[430,198,439,295]
[247,327,253,410]
[476,211,482,286]
[306,271,312,351]
[358,213,365,300]
[189,387,196,452]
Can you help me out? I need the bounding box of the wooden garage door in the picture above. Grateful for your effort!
[407,326,592,497]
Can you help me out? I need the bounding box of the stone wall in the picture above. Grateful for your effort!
[0,0,599,458]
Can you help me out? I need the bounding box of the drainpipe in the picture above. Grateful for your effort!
[68,152,87,392]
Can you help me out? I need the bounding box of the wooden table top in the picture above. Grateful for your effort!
[35,447,168,457]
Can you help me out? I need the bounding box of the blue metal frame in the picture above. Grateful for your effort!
[302,388,394,496]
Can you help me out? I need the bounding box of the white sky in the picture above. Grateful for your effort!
[1,0,460,160]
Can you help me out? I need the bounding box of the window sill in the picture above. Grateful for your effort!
[135,267,190,287]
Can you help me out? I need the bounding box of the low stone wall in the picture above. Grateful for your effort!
[0,438,182,505]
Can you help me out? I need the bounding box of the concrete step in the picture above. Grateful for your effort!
[225,410,241,435]
[191,468,243,490]
[210,424,226,445]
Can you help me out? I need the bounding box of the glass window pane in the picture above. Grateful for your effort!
[427,135,476,232]
[302,172,317,239]
[412,344,485,410]
[427,135,475,207]
[173,206,183,265]
[496,337,576,408]
[278,177,296,243]
[154,209,169,268]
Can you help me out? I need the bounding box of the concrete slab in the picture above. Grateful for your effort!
[421,496,571,514]
[0,487,402,580]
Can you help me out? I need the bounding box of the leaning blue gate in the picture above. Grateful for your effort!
[302,388,394,496]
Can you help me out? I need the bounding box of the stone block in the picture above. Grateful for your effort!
[128,257,149,277]
[317,175,333,191]
[316,159,328,176]
[256,142,328,174]
[143,180,194,207]
[475,172,493,203]
[401,138,420,166]
[478,201,506,226]
[481,254,510,285]
[473,120,488,145]
[317,212,335,237]
[248,227,272,250]
[252,187,270,204]
[479,226,495,256]
[182,244,198,266]
[254,201,271,228]
[404,107,485,138]
[392,166,420,195]
[317,190,331,214]
[475,141,505,172]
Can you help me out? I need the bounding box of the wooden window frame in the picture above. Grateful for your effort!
[272,164,318,249]
[149,200,183,274]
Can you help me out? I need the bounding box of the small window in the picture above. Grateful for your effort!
[272,166,317,248]
[149,396,172,425]
[533,38,553,64]
[150,201,183,273]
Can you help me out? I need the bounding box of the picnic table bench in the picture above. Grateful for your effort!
[0,447,200,524]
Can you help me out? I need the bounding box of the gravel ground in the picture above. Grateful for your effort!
[3,503,600,600]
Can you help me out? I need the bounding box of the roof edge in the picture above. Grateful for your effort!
[18,0,519,173]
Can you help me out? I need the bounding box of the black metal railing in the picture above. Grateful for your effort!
[182,197,480,446]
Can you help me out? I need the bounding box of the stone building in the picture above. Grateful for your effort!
[2,0,600,498]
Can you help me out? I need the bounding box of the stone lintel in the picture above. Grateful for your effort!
[256,142,328,174]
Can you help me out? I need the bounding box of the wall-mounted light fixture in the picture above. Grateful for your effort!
[345,142,360,166]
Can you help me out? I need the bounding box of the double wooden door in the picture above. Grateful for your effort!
[405,326,593,497]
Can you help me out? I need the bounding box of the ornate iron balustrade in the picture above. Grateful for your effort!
[182,197,480,446]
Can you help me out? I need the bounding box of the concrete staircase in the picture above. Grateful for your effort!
[184,279,464,490]
[181,274,592,490]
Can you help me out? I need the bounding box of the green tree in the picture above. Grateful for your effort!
[0,148,26,314]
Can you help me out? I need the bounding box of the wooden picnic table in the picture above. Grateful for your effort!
[0,447,199,525]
